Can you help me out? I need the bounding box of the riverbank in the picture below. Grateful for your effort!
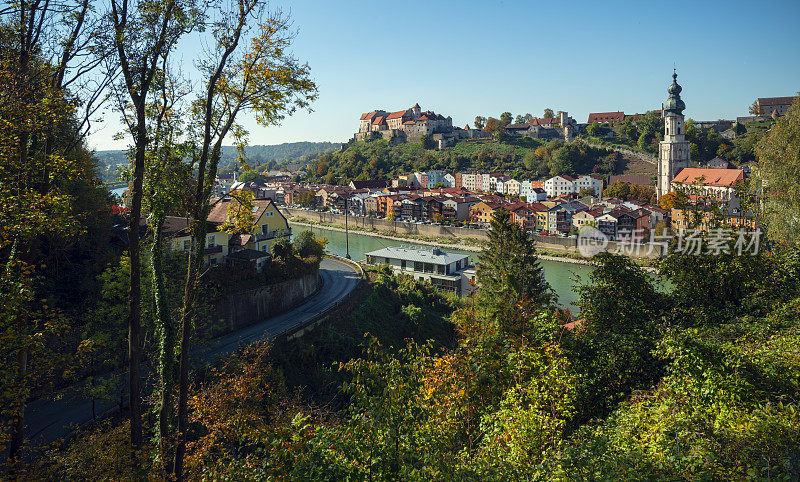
[290,219,599,268]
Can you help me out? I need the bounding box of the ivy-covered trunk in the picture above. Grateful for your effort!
[150,213,175,473]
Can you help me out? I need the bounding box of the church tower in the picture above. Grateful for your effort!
[657,70,690,198]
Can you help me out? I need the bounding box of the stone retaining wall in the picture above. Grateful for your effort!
[215,272,320,332]
[581,139,658,165]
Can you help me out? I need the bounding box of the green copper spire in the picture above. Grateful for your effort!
[664,69,685,115]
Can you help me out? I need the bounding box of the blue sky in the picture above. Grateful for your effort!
[90,0,800,150]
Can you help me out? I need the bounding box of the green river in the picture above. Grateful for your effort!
[290,223,593,313]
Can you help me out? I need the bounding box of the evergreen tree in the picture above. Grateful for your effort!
[477,208,553,325]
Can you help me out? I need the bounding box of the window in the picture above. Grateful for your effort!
[401,260,406,269]
[414,261,423,272]
[207,235,215,247]
[183,239,190,251]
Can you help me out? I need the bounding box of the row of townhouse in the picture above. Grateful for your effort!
[468,196,669,238]
[398,170,601,201]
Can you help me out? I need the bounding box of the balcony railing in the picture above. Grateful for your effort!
[255,227,292,242]
[204,245,223,255]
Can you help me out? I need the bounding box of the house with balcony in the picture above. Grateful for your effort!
[145,215,229,267]
[547,201,588,235]
[208,197,291,254]
[441,196,480,222]
[596,208,629,240]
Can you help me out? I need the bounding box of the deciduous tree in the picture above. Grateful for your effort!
[173,4,317,477]
[755,96,800,244]
[106,0,198,457]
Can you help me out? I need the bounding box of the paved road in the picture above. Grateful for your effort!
[24,258,361,448]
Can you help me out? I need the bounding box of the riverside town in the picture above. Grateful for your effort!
[2,0,799,479]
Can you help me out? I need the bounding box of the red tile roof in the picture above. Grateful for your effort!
[758,96,796,106]
[372,116,386,125]
[386,109,409,120]
[587,111,624,123]
[672,168,744,188]
[525,202,548,212]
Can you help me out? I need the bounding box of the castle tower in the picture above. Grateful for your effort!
[657,70,690,198]
[412,102,421,119]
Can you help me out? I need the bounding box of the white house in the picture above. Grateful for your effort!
[443,173,456,188]
[544,175,575,197]
[504,179,521,196]
[520,180,533,200]
[572,175,604,196]
[461,173,476,191]
[481,174,492,192]
[529,188,547,202]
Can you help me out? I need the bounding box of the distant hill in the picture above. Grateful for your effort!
[218,141,341,167]
[94,141,341,181]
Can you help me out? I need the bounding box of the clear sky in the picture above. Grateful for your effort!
[89,0,800,151]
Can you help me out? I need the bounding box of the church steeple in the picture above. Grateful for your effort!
[664,70,686,115]
[657,69,690,199]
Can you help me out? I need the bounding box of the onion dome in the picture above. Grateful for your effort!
[664,70,685,115]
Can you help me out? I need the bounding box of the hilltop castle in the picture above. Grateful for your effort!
[354,103,486,149]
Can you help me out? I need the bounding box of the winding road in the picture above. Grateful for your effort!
[23,258,361,448]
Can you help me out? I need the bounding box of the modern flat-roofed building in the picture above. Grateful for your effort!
[365,246,472,296]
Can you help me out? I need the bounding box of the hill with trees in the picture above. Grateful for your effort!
[309,137,627,185]
[581,110,761,166]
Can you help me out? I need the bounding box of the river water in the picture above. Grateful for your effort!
[289,222,593,313]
